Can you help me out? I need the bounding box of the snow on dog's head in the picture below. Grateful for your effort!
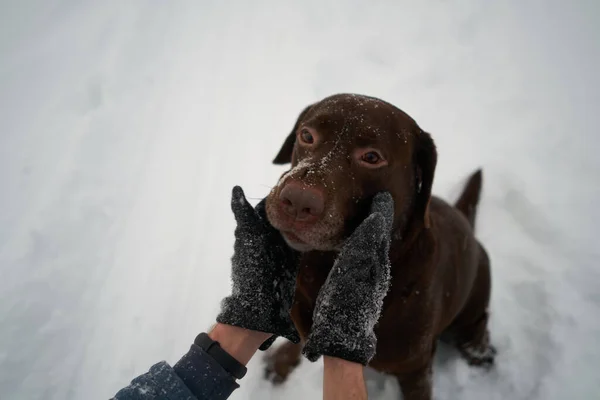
[265,93,437,252]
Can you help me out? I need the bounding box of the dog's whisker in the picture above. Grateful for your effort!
[258,184,275,190]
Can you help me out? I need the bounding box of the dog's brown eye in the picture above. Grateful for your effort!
[299,129,314,144]
[362,151,381,164]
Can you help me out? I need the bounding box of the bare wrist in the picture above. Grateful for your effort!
[208,323,271,365]
[323,356,364,372]
[323,356,366,399]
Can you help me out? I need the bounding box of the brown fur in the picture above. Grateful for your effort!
[264,94,493,400]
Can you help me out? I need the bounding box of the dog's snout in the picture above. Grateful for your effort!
[279,183,325,221]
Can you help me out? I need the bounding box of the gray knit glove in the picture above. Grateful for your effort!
[302,192,394,365]
[217,186,300,349]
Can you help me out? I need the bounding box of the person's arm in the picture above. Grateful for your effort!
[323,357,367,400]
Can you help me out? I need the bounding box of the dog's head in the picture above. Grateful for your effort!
[266,94,437,252]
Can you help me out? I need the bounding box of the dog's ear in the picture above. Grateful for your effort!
[413,130,437,228]
[273,104,314,164]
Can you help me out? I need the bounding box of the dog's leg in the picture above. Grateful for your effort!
[453,244,496,367]
[395,359,434,400]
[264,340,302,384]
[455,310,496,367]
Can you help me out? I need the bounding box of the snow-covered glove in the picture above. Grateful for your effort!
[302,192,394,365]
[217,186,300,349]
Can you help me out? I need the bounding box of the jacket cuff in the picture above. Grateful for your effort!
[174,344,239,400]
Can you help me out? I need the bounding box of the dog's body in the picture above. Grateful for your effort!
[264,94,494,399]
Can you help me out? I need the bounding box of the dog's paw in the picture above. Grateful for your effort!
[263,342,302,384]
[459,342,497,368]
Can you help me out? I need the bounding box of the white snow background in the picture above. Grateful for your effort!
[1,1,599,399]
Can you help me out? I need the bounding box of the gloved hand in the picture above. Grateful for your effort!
[302,192,394,365]
[217,186,300,349]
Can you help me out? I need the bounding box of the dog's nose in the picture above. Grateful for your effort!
[279,183,325,221]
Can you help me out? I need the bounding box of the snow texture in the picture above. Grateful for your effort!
[303,192,394,365]
[0,1,599,400]
[217,187,299,345]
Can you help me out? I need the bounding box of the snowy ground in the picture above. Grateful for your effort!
[1,1,599,399]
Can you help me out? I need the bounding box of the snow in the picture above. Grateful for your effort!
[0,1,599,399]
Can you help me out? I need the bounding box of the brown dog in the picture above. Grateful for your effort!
[264,94,494,399]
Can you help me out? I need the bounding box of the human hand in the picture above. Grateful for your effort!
[216,186,300,348]
[302,192,394,365]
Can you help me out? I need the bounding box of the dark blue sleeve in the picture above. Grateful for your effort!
[112,345,239,400]
[173,344,239,400]
[112,361,196,400]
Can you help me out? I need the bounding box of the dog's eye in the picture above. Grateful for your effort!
[299,129,314,145]
[362,151,381,164]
